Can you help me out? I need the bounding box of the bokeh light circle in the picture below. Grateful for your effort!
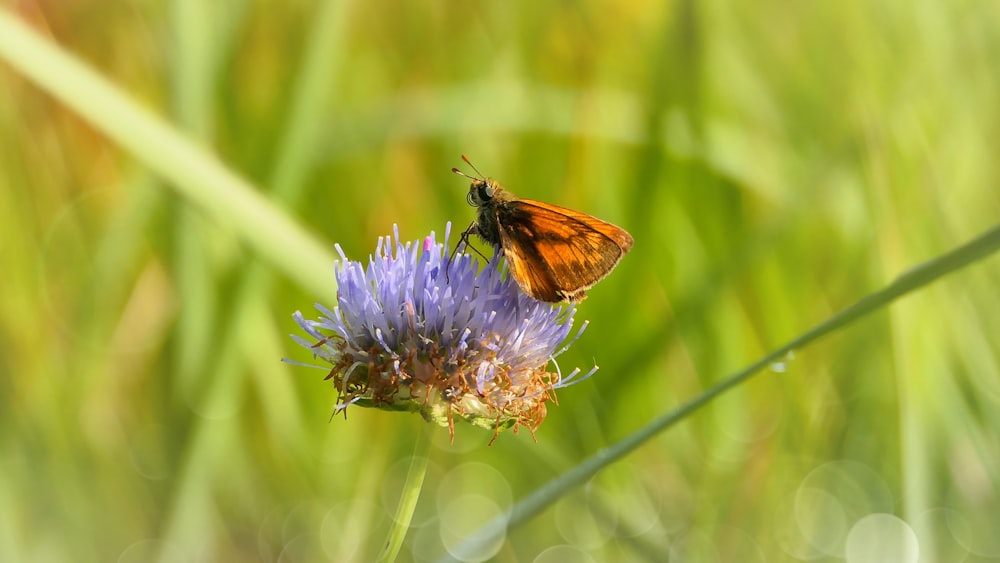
[845,513,919,563]
[438,493,505,562]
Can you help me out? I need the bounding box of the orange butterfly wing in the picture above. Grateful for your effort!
[496,199,633,302]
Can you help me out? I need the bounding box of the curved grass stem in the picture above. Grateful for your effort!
[440,221,1000,562]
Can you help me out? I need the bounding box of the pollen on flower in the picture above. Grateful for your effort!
[288,223,595,442]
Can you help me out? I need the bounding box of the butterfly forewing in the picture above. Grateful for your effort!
[496,199,633,302]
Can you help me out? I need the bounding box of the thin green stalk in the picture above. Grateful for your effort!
[440,221,1000,562]
[376,430,431,563]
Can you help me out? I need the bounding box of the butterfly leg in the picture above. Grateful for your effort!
[446,221,482,282]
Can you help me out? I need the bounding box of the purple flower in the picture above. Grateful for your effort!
[289,224,593,440]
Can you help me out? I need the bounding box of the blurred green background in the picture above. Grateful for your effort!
[2,1,1000,561]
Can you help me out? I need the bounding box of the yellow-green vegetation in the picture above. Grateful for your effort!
[2,2,999,561]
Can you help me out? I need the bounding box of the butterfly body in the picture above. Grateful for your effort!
[458,163,633,303]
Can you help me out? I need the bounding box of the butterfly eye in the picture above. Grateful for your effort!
[479,183,494,201]
[466,182,494,207]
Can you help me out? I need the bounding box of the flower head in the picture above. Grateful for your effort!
[289,224,593,440]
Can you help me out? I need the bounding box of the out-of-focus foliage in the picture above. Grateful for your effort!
[1,1,999,561]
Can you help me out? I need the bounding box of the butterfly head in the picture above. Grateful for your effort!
[452,154,507,209]
[466,178,503,208]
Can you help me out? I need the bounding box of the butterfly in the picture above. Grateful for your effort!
[452,155,633,302]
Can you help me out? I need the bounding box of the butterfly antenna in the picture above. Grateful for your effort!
[451,167,473,179]
[460,154,487,179]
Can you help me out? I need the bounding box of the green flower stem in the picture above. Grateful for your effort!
[441,221,1000,562]
[377,429,431,563]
